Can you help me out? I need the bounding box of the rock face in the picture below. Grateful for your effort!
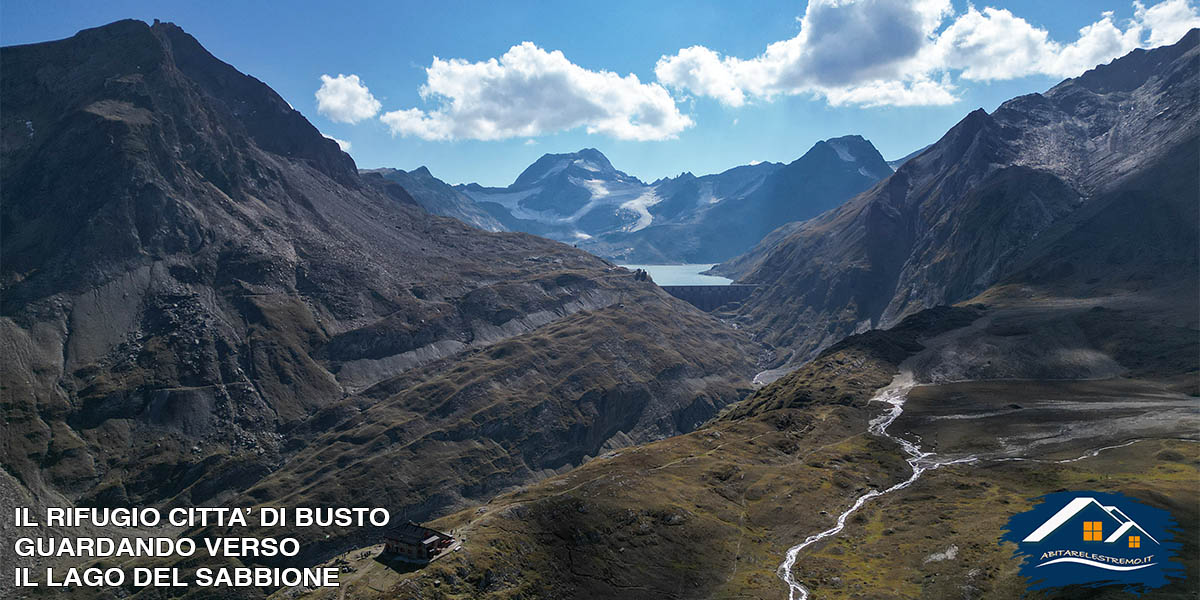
[718,30,1200,366]
[0,19,755,536]
[360,166,506,232]
[456,137,892,263]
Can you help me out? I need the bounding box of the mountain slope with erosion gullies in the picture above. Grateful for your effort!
[282,296,1198,599]
[716,30,1199,370]
[0,19,756,569]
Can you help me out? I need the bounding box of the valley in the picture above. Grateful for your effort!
[297,299,1196,600]
[1,12,1196,600]
[273,29,1199,600]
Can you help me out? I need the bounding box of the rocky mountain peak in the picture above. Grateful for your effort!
[820,134,893,177]
[511,147,635,189]
[1063,27,1197,94]
[150,20,359,185]
[787,135,892,179]
[574,147,614,169]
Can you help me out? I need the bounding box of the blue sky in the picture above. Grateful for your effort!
[3,1,1197,186]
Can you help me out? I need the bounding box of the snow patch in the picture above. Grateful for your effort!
[829,140,856,162]
[467,172,654,232]
[582,179,611,199]
[620,189,661,232]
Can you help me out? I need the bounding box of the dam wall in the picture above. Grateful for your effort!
[661,284,759,312]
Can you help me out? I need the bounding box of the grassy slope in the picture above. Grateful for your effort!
[282,302,1198,600]
[233,285,757,561]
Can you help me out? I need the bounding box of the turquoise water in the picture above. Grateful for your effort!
[619,264,733,286]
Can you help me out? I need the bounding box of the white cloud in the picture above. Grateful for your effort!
[315,74,381,124]
[655,45,751,107]
[656,0,1199,108]
[524,138,538,145]
[928,6,1146,80]
[1137,0,1200,46]
[656,0,957,108]
[380,42,693,141]
[822,74,957,107]
[323,134,352,152]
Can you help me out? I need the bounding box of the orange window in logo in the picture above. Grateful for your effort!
[1129,535,1141,548]
[1083,521,1103,541]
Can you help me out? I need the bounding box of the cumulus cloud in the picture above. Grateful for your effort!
[656,0,956,107]
[656,0,1199,108]
[315,74,381,124]
[323,134,352,152]
[379,42,693,141]
[655,45,752,107]
[928,6,1146,80]
[1137,0,1200,45]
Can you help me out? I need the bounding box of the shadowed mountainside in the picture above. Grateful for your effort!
[360,166,506,232]
[0,19,756,565]
[716,30,1199,369]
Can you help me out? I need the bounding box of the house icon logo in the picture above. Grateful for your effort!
[1001,491,1184,594]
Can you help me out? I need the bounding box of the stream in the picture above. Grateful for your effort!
[775,370,1190,600]
[776,371,977,600]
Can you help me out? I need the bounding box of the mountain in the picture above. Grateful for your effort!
[456,137,892,263]
[306,35,1200,600]
[717,29,1200,369]
[0,19,756,574]
[360,166,506,231]
[457,148,648,240]
[886,144,931,169]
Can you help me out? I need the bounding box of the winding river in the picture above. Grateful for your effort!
[776,371,977,600]
[775,371,1193,600]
